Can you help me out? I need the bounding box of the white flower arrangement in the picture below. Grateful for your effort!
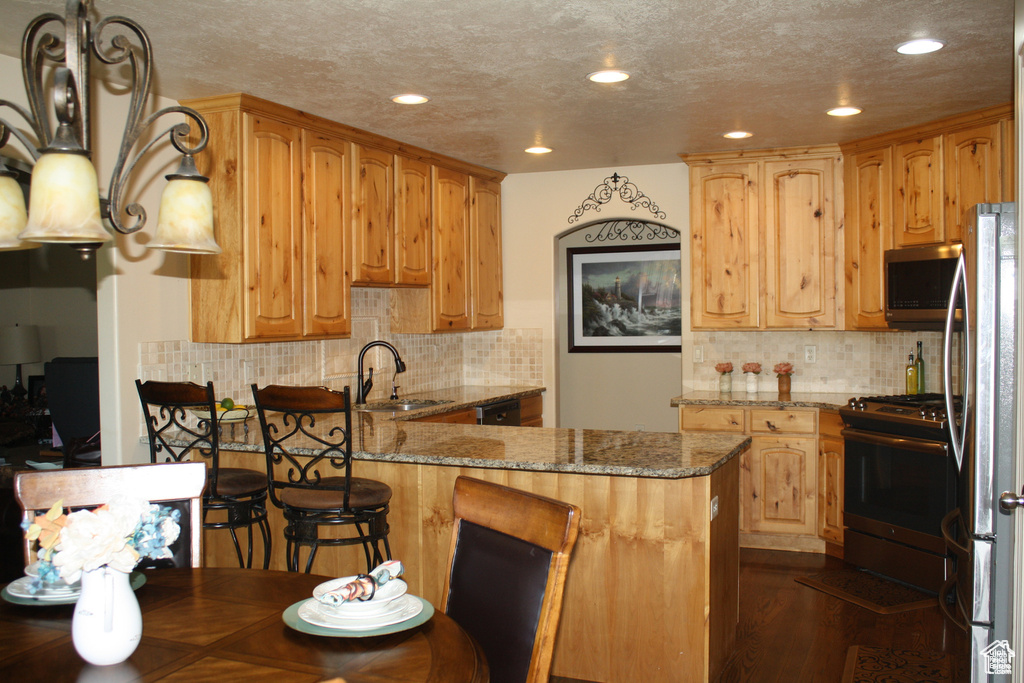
[23,495,181,591]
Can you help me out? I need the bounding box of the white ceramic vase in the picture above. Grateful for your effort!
[745,372,758,394]
[72,567,142,666]
[719,372,732,394]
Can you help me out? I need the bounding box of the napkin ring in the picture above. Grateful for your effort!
[355,574,376,601]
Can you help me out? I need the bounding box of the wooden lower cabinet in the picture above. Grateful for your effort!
[408,406,477,424]
[682,404,826,552]
[817,410,845,552]
[520,394,543,427]
[206,452,739,683]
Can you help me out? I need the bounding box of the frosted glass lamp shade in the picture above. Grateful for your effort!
[0,175,38,251]
[150,178,221,254]
[19,152,111,244]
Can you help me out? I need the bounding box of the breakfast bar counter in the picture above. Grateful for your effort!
[186,385,748,683]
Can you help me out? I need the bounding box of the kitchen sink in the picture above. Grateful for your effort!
[355,399,452,412]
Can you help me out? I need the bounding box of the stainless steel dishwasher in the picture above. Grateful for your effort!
[476,399,521,426]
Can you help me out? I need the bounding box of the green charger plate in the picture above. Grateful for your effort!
[283,595,433,637]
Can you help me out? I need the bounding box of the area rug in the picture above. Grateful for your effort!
[841,645,952,683]
[795,569,936,614]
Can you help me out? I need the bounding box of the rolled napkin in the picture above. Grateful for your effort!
[317,560,404,605]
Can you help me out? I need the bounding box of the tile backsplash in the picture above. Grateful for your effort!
[692,329,944,395]
[138,288,543,406]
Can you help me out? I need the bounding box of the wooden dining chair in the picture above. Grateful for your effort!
[441,476,582,683]
[251,383,392,573]
[14,461,207,568]
[136,379,271,569]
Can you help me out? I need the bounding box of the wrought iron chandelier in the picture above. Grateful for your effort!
[0,0,220,259]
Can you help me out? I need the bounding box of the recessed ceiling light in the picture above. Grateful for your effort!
[391,94,430,105]
[587,70,630,83]
[896,39,945,55]
[525,146,552,154]
[827,107,862,117]
[723,131,752,139]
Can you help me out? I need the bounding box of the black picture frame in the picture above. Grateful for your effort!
[27,375,45,406]
[567,244,682,353]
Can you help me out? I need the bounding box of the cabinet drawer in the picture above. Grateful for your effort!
[749,408,816,434]
[681,406,745,432]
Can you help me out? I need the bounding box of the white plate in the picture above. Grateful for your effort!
[298,594,423,631]
[313,576,407,616]
[5,576,81,600]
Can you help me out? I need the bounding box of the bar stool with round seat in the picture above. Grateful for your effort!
[251,383,392,573]
[136,379,271,569]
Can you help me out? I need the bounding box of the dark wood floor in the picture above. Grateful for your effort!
[553,548,962,683]
[718,547,962,683]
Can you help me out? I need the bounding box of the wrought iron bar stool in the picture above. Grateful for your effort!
[250,383,392,573]
[136,380,271,569]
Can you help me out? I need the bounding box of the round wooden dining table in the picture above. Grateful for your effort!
[0,567,489,682]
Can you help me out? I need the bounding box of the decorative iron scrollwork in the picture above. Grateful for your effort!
[583,220,679,243]
[568,172,667,224]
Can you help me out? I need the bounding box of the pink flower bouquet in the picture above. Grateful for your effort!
[773,362,794,377]
[715,362,733,374]
[742,362,762,374]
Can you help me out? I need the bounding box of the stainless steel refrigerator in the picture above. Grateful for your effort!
[940,202,1017,682]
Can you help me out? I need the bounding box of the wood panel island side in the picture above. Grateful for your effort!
[181,387,749,682]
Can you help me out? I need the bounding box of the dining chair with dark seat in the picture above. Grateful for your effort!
[15,461,207,568]
[136,379,271,569]
[442,475,582,683]
[251,383,392,573]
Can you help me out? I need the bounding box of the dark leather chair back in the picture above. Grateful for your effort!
[44,357,100,466]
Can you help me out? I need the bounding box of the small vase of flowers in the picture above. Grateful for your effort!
[742,362,762,394]
[715,362,734,394]
[774,362,795,398]
[23,496,181,666]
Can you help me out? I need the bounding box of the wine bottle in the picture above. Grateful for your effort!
[915,340,925,394]
[906,353,918,395]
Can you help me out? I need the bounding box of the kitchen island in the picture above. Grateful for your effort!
[189,385,749,683]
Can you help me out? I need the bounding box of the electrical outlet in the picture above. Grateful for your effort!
[188,363,202,382]
[242,359,254,383]
[693,345,704,363]
[711,496,719,521]
[635,424,645,432]
[804,345,817,364]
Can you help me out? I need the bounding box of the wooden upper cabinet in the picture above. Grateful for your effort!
[843,148,892,330]
[246,115,304,340]
[395,156,432,286]
[303,132,351,337]
[894,136,944,247]
[351,145,395,285]
[432,167,472,331]
[763,157,836,328]
[470,176,503,330]
[944,122,1003,243]
[689,162,760,329]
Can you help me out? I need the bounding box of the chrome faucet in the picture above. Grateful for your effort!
[356,340,407,404]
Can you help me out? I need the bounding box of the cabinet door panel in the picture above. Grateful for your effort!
[844,148,891,329]
[745,436,817,536]
[895,136,944,246]
[352,145,395,284]
[247,115,303,339]
[764,158,836,328]
[432,167,471,331]
[690,164,760,328]
[395,156,432,286]
[470,177,503,330]
[303,133,351,336]
[945,123,1002,244]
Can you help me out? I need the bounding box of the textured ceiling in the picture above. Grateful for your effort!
[0,0,1015,175]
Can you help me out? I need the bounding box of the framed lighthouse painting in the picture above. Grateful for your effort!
[566,244,682,353]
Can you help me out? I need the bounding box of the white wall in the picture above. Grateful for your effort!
[501,163,691,429]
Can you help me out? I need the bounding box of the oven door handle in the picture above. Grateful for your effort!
[841,427,950,456]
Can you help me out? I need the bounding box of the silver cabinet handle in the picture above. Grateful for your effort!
[999,490,1024,511]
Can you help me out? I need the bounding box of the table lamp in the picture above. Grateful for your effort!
[0,324,41,400]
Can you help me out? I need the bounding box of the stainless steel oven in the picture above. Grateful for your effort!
[840,394,959,593]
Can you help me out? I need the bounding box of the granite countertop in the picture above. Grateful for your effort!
[671,390,852,410]
[206,385,750,479]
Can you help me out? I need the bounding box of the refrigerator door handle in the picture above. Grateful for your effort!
[943,251,968,470]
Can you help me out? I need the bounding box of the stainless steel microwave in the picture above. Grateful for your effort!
[884,244,963,329]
